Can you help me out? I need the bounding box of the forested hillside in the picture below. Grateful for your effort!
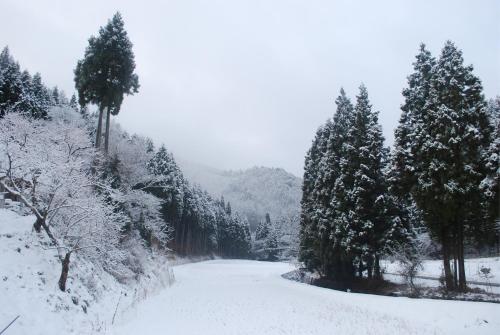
[179,162,301,230]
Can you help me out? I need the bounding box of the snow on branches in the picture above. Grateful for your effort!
[0,109,125,290]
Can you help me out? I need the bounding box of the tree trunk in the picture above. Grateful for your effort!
[96,105,104,148]
[374,254,381,280]
[496,234,499,256]
[181,222,187,255]
[367,256,373,279]
[58,252,71,292]
[453,255,458,288]
[458,225,467,292]
[104,107,111,154]
[33,216,43,233]
[453,230,458,288]
[0,180,58,248]
[320,236,330,278]
[441,233,454,291]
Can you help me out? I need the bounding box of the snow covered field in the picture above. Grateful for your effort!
[2,208,499,335]
[382,257,500,293]
[112,260,500,335]
[383,257,500,283]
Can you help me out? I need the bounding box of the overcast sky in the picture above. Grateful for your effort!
[1,0,498,176]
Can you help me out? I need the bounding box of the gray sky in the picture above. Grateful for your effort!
[1,0,498,176]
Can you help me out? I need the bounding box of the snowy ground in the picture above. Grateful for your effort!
[112,260,500,335]
[0,209,174,335]
[0,209,126,334]
[2,208,500,335]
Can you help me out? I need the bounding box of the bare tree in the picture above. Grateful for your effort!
[0,111,124,291]
[389,230,431,296]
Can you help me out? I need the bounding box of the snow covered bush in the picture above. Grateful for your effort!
[0,110,128,290]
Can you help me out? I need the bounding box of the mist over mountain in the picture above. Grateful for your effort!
[179,160,302,230]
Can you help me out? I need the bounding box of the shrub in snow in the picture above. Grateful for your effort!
[389,231,432,296]
[477,266,494,293]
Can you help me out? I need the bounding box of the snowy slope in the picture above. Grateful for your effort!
[0,209,177,334]
[179,160,302,229]
[0,209,127,334]
[112,260,500,335]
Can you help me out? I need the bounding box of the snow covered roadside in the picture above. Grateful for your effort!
[0,209,175,334]
[0,209,128,334]
[112,259,500,335]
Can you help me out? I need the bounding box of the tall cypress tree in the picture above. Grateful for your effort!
[300,86,408,282]
[319,89,351,276]
[394,41,494,291]
[299,122,332,272]
[336,85,388,278]
[75,12,139,153]
[31,73,50,118]
[147,145,185,250]
[428,41,493,291]
[482,98,499,236]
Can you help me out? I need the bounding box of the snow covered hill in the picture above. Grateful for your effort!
[0,209,119,334]
[0,209,173,334]
[112,259,500,335]
[179,160,302,229]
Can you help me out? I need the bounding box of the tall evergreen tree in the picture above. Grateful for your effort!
[254,213,279,261]
[147,145,185,250]
[482,97,499,230]
[335,85,390,278]
[255,219,269,241]
[31,73,50,118]
[299,121,332,272]
[393,41,494,291]
[300,86,409,282]
[74,12,139,153]
[51,86,60,106]
[266,222,279,261]
[317,89,355,278]
[69,93,79,113]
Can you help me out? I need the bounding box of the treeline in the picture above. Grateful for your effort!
[130,142,252,258]
[0,47,77,119]
[299,41,499,292]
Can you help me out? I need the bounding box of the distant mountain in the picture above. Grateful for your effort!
[179,160,302,230]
